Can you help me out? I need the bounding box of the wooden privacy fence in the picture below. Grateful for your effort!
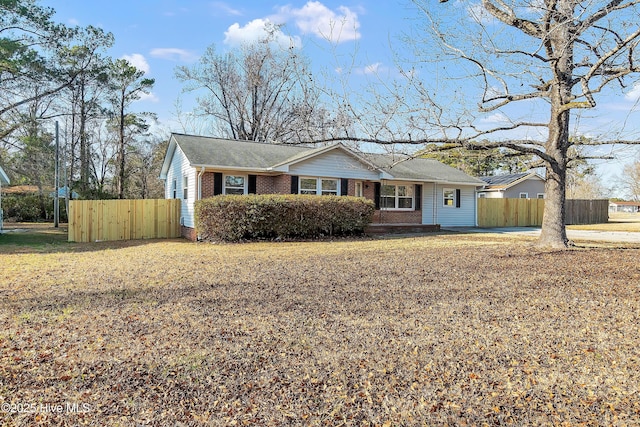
[477,198,609,227]
[69,199,181,242]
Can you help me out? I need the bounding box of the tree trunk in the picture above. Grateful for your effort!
[538,162,569,248]
[537,1,573,249]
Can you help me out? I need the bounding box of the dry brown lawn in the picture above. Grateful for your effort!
[569,212,640,232]
[1,230,639,426]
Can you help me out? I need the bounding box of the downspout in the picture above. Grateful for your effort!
[197,167,205,200]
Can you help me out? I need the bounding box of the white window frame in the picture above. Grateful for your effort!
[519,192,529,199]
[223,174,247,195]
[172,178,177,199]
[443,188,456,207]
[537,193,545,199]
[182,176,189,200]
[478,192,486,198]
[380,183,414,210]
[299,177,339,196]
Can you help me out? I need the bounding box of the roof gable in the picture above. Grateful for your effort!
[159,133,483,185]
[480,172,544,190]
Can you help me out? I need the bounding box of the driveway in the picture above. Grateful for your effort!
[443,226,640,244]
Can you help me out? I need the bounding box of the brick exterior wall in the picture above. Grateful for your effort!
[372,209,422,224]
[256,175,291,194]
[181,225,197,241]
[201,172,215,198]
[197,173,422,225]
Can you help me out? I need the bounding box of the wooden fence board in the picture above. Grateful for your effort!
[478,198,608,228]
[69,199,181,242]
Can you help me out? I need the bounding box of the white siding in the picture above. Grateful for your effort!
[288,150,381,180]
[423,183,477,226]
[165,145,197,228]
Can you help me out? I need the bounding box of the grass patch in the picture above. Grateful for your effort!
[0,223,69,250]
[1,235,639,425]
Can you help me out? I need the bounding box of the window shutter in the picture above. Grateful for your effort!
[341,178,349,196]
[456,189,461,208]
[213,172,223,195]
[248,175,257,194]
[290,175,299,194]
[374,182,381,209]
[415,184,422,211]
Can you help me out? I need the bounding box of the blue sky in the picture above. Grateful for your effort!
[42,0,410,125]
[41,0,640,192]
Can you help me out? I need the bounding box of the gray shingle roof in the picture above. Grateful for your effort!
[364,153,485,184]
[480,173,530,186]
[173,134,311,169]
[169,134,484,185]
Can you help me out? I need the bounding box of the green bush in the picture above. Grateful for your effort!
[195,194,375,242]
[2,194,68,222]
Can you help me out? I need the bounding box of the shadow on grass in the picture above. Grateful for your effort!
[0,222,188,254]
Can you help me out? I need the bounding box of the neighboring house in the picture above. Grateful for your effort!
[159,133,485,239]
[609,200,640,213]
[0,165,10,231]
[477,172,546,199]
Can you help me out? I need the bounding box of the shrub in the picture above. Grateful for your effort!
[2,194,68,222]
[195,194,375,242]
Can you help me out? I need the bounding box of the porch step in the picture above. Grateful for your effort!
[365,223,441,235]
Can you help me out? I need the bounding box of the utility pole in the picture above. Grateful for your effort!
[54,121,59,228]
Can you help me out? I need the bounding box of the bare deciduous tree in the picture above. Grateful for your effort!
[175,33,340,144]
[314,0,640,248]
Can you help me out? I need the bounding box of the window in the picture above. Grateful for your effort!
[182,176,188,200]
[519,192,529,199]
[321,179,338,195]
[478,192,486,198]
[537,193,545,199]
[443,188,455,207]
[381,184,414,210]
[299,177,339,195]
[172,178,177,199]
[300,178,318,195]
[224,175,246,195]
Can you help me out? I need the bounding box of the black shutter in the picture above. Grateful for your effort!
[213,172,223,195]
[415,184,422,211]
[456,189,461,208]
[341,178,349,196]
[374,182,381,209]
[290,175,299,194]
[248,174,257,194]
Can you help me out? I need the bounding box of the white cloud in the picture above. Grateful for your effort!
[625,83,640,101]
[224,18,300,48]
[363,62,382,75]
[68,18,80,26]
[150,48,197,62]
[274,1,361,43]
[212,1,242,16]
[121,53,150,74]
[138,92,160,103]
[480,112,511,125]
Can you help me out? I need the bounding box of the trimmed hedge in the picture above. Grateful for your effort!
[195,194,375,242]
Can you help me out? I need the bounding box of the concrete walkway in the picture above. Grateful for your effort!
[443,226,640,244]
